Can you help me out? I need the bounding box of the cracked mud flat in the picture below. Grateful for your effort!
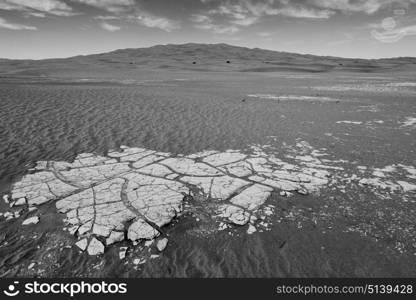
[6,142,337,255]
[2,139,416,276]
[0,71,415,277]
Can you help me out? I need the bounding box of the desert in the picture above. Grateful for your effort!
[0,42,415,277]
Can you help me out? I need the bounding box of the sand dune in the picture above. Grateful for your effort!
[1,43,416,78]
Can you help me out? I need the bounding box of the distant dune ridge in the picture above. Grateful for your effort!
[1,43,416,76]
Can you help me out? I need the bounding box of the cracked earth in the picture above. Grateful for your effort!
[4,140,416,258]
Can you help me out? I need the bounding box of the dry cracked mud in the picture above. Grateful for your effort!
[3,140,415,262]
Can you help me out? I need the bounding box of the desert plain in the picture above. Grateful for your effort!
[0,44,415,277]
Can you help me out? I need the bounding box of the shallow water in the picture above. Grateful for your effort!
[0,72,415,277]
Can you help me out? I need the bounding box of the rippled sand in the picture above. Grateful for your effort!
[0,70,415,277]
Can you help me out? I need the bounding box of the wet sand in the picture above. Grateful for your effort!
[0,66,415,277]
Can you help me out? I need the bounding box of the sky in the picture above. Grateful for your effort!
[0,0,415,59]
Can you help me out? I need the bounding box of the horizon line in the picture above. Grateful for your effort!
[1,42,415,61]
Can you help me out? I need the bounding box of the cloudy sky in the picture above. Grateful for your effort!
[0,0,415,59]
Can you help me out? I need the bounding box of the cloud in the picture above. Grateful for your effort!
[231,16,258,26]
[213,1,334,19]
[0,16,37,30]
[257,31,272,37]
[100,22,121,32]
[309,0,382,14]
[310,0,416,14]
[198,22,239,34]
[197,0,416,32]
[367,14,416,43]
[27,12,47,18]
[0,0,76,17]
[191,14,211,23]
[129,13,180,32]
[75,0,179,31]
[192,0,333,34]
[191,14,239,34]
[74,0,135,13]
[274,6,334,18]
[94,15,120,20]
[371,24,416,42]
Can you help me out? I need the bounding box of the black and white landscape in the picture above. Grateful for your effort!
[0,0,415,278]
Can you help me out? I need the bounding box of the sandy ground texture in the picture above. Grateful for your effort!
[0,44,415,277]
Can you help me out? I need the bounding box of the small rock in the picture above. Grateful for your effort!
[156,238,168,252]
[68,225,79,235]
[144,240,153,247]
[247,224,257,234]
[22,216,39,225]
[2,194,9,204]
[92,224,111,237]
[28,206,37,212]
[28,262,35,270]
[133,258,145,265]
[150,254,159,259]
[14,198,26,206]
[259,221,268,228]
[280,191,293,197]
[221,205,250,225]
[263,206,273,216]
[106,231,124,246]
[128,219,159,241]
[87,238,105,255]
[218,222,228,230]
[119,247,128,260]
[297,188,308,195]
[397,181,416,192]
[75,238,88,251]
[4,211,14,221]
